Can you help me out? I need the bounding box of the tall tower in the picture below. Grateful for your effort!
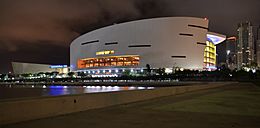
[237,22,255,69]
[226,37,237,70]
[257,26,260,68]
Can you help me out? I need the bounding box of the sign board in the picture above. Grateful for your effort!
[50,65,68,69]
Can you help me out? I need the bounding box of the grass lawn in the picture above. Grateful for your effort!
[3,83,260,128]
[154,85,260,116]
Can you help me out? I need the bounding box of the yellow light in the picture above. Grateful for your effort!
[104,51,110,54]
[204,41,217,69]
[96,50,115,55]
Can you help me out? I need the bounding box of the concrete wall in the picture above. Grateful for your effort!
[0,83,229,125]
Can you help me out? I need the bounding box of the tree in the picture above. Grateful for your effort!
[37,72,46,78]
[77,72,87,78]
[157,68,166,76]
[45,72,52,77]
[21,73,32,78]
[50,71,59,78]
[146,64,151,76]
[122,70,131,76]
[68,72,75,78]
[0,74,5,80]
[251,62,258,68]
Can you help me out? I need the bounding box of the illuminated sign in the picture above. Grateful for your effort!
[96,50,115,55]
[50,65,68,69]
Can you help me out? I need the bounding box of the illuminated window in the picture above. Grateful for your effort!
[124,62,132,66]
[111,62,117,66]
[78,55,140,69]
[204,41,216,69]
[94,63,99,67]
[117,62,124,66]
[105,63,111,66]
[133,57,140,60]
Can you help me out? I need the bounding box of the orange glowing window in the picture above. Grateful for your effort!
[77,55,140,69]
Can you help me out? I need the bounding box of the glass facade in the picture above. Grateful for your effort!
[78,55,140,69]
[204,40,216,69]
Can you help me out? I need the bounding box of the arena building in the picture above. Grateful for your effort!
[70,17,225,75]
[12,62,69,74]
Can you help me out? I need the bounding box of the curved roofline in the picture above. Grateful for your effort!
[71,17,208,46]
[112,16,207,25]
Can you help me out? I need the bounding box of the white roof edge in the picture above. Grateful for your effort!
[207,32,226,45]
[71,17,209,45]
[11,62,66,66]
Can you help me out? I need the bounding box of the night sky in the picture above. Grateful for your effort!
[0,0,260,73]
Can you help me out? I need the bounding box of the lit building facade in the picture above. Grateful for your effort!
[216,37,237,70]
[204,32,226,70]
[226,37,237,70]
[257,26,260,68]
[204,39,216,69]
[70,17,225,75]
[257,39,260,68]
[237,22,255,69]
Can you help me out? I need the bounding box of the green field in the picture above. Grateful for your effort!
[3,83,260,128]
[154,85,260,117]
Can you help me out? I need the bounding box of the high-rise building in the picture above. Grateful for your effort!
[237,22,255,69]
[257,26,260,68]
[216,40,227,67]
[216,37,237,70]
[226,37,237,70]
[257,40,260,68]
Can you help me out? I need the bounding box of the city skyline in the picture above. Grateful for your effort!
[1,0,260,73]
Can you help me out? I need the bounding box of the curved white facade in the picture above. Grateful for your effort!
[70,17,209,72]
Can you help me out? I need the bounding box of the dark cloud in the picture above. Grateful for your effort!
[163,0,260,35]
[0,0,162,73]
[0,0,141,49]
[0,41,69,73]
[0,0,260,73]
